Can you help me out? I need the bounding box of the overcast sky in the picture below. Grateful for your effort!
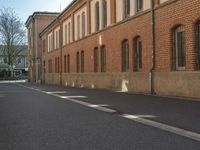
[0,0,72,23]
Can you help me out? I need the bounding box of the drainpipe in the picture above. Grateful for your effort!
[150,0,156,95]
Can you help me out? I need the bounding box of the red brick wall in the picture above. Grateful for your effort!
[61,13,152,73]
[155,0,200,71]
[41,0,200,98]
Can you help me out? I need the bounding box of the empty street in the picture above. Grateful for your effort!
[0,83,200,150]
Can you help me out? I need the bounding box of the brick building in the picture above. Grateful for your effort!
[25,12,59,82]
[28,0,200,98]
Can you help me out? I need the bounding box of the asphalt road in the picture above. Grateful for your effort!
[0,83,200,150]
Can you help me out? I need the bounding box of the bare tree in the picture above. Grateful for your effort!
[0,8,26,77]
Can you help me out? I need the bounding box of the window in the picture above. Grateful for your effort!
[58,57,60,72]
[48,35,50,52]
[124,0,130,18]
[95,2,100,31]
[101,46,106,72]
[102,0,107,28]
[195,21,200,70]
[50,59,52,73]
[136,0,143,12]
[81,51,84,72]
[48,33,53,52]
[0,57,3,63]
[64,24,67,45]
[63,21,71,44]
[55,57,57,73]
[68,22,71,43]
[94,47,99,72]
[76,52,80,72]
[77,15,80,40]
[48,59,52,73]
[48,60,50,73]
[55,57,60,73]
[64,55,67,73]
[67,54,70,73]
[82,12,86,37]
[134,37,142,71]
[172,26,186,70]
[54,28,60,49]
[18,58,22,64]
[43,39,45,52]
[122,40,129,72]
[4,57,7,63]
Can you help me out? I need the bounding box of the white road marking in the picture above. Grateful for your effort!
[0,80,28,83]
[18,84,116,113]
[121,114,200,142]
[58,95,117,113]
[46,91,67,94]
[18,84,200,142]
[60,96,86,98]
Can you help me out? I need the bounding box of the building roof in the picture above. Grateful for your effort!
[39,0,78,37]
[25,11,60,27]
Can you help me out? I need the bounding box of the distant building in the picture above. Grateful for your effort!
[0,45,28,74]
[25,12,59,83]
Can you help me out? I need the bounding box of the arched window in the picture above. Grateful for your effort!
[76,52,80,72]
[134,36,142,71]
[82,12,86,37]
[172,25,186,70]
[102,0,107,28]
[94,47,99,72]
[64,55,67,73]
[55,57,57,73]
[101,46,106,72]
[81,50,84,72]
[122,40,129,72]
[95,2,100,31]
[124,0,130,19]
[67,54,70,73]
[195,21,200,69]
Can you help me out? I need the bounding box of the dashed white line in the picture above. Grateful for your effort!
[46,91,67,94]
[18,84,200,142]
[18,84,116,113]
[121,114,200,142]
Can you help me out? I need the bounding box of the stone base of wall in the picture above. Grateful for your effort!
[154,72,200,99]
[62,72,149,93]
[44,71,200,99]
[45,73,60,85]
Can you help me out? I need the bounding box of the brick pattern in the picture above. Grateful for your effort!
[41,0,200,73]
[39,0,200,98]
[155,0,200,71]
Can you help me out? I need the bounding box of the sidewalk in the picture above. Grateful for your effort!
[21,83,200,134]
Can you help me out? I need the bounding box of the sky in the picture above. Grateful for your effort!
[0,0,72,23]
